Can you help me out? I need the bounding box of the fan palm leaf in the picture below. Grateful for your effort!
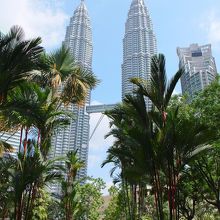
[0,139,14,157]
[2,82,72,158]
[0,26,44,104]
[131,54,183,113]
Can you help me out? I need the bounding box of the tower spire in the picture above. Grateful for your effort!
[122,0,157,108]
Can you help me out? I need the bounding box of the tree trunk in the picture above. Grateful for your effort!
[23,127,29,155]
[0,93,6,105]
[16,193,24,220]
[19,126,23,152]
[24,184,33,220]
[37,129,41,147]
[153,164,164,220]
[167,162,173,220]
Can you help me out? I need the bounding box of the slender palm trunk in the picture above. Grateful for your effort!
[153,165,164,220]
[23,127,29,155]
[138,183,143,219]
[2,205,8,220]
[154,186,159,218]
[0,93,6,105]
[121,178,129,220]
[167,161,173,220]
[16,193,24,220]
[172,161,177,219]
[24,184,33,220]
[37,129,41,147]
[125,179,132,219]
[19,126,23,152]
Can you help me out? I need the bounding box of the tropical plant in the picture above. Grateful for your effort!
[0,155,16,219]
[10,143,62,220]
[74,178,105,220]
[103,54,219,219]
[61,150,84,220]
[104,95,153,219]
[103,185,127,220]
[31,188,52,220]
[32,45,99,105]
[2,82,72,158]
[0,26,44,104]
[190,148,220,213]
[0,139,13,157]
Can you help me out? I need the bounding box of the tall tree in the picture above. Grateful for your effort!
[2,82,71,158]
[2,143,62,220]
[0,26,44,104]
[61,150,84,220]
[32,45,99,105]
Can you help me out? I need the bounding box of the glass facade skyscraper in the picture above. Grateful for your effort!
[122,0,157,109]
[50,0,92,181]
[177,44,217,100]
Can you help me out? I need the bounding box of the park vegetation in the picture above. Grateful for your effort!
[0,26,219,220]
[0,26,102,220]
[103,55,220,219]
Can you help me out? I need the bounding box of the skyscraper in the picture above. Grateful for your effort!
[0,132,20,157]
[122,0,157,108]
[177,44,217,99]
[51,0,92,180]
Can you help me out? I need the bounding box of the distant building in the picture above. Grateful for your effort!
[0,131,20,157]
[122,0,157,109]
[177,44,217,99]
[50,0,93,192]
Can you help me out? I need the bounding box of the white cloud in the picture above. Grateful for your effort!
[89,101,115,151]
[200,10,220,51]
[90,100,103,106]
[88,154,102,168]
[87,100,116,186]
[0,0,68,50]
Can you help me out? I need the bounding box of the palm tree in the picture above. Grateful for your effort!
[0,26,44,104]
[0,140,13,157]
[3,82,72,158]
[32,45,99,105]
[0,155,16,219]
[61,66,98,105]
[103,93,158,219]
[131,54,183,120]
[129,54,183,219]
[103,54,185,219]
[129,54,218,219]
[10,144,63,220]
[62,150,84,220]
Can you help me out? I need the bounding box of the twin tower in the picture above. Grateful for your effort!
[51,0,157,180]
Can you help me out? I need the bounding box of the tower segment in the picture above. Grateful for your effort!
[51,0,92,183]
[122,0,157,109]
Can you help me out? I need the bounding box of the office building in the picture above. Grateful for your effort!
[177,44,217,99]
[122,0,157,109]
[51,0,92,183]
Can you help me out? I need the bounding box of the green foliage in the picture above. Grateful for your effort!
[103,186,126,220]
[74,178,105,220]
[192,78,220,143]
[103,56,220,219]
[31,188,51,220]
[61,150,84,220]
[0,156,16,219]
[0,25,100,220]
[0,26,44,104]
[48,199,65,220]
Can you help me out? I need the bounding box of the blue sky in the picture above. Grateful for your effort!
[1,0,220,193]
